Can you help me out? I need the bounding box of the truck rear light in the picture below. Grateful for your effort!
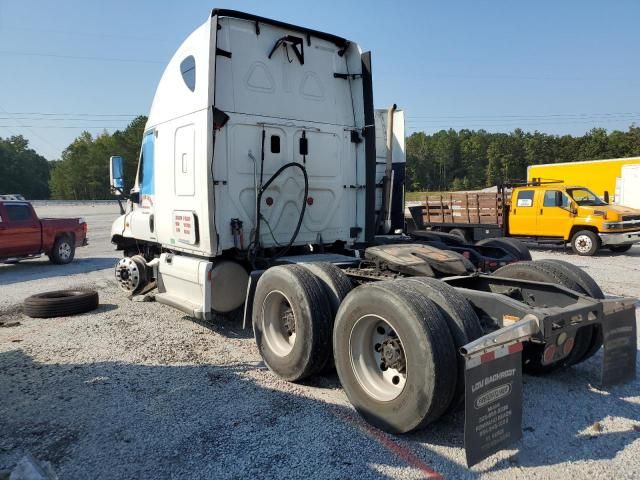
[543,344,556,364]
[563,337,575,356]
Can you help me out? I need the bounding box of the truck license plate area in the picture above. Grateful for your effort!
[601,307,637,387]
[464,342,523,467]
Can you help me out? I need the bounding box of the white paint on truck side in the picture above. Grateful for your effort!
[113,13,369,258]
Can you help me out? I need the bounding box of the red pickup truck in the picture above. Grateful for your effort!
[0,200,88,264]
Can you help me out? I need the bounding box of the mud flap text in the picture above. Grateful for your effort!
[464,344,523,467]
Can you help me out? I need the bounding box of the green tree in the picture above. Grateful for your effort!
[0,135,50,199]
[49,116,146,199]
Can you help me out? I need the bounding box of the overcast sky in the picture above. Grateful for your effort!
[1,0,639,160]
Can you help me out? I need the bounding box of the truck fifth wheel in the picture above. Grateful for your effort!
[108,9,638,467]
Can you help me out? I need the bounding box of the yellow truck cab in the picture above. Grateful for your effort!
[510,184,640,255]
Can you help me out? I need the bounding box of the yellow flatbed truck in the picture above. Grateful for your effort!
[527,157,640,204]
[409,182,640,255]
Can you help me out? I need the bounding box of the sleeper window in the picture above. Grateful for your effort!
[180,56,196,92]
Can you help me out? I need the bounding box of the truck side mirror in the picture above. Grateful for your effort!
[603,191,610,204]
[110,156,125,195]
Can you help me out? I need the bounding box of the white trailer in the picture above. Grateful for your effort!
[616,164,640,209]
[109,10,637,467]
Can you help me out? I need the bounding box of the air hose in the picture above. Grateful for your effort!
[250,161,309,267]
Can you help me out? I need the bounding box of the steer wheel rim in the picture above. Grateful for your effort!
[58,242,72,260]
[261,290,296,357]
[349,314,407,402]
[575,234,593,253]
[115,258,141,291]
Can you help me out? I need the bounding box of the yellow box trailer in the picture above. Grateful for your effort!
[527,157,640,204]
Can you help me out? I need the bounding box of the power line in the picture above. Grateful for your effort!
[0,103,62,157]
[0,125,127,129]
[2,112,139,117]
[0,50,164,64]
[0,117,135,122]
[406,112,640,120]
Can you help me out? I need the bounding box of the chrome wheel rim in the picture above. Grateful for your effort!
[575,234,593,254]
[349,314,407,402]
[58,242,71,260]
[115,257,142,292]
[262,290,296,357]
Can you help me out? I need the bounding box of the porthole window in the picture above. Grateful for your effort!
[180,55,196,92]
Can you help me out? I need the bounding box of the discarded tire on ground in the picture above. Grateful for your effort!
[333,280,457,433]
[253,265,333,382]
[23,290,99,318]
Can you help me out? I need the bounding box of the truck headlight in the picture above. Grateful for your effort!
[603,222,622,230]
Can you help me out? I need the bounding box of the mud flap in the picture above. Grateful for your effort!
[601,306,637,387]
[242,270,265,329]
[464,342,523,467]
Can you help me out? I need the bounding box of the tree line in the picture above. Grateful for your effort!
[0,136,50,199]
[49,116,146,199]
[406,126,640,192]
[2,120,640,199]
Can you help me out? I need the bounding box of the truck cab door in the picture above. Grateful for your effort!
[0,203,41,256]
[129,130,157,242]
[507,189,537,236]
[537,190,573,238]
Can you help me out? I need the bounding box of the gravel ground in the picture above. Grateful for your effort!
[1,204,639,479]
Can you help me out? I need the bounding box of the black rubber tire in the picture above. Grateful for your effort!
[299,263,353,317]
[49,235,75,265]
[571,230,600,256]
[23,290,99,318]
[397,277,483,409]
[300,262,354,371]
[411,230,468,247]
[449,228,471,243]
[333,280,457,433]
[492,261,592,373]
[253,265,333,382]
[536,259,604,363]
[609,244,632,253]
[477,237,532,261]
[535,259,604,299]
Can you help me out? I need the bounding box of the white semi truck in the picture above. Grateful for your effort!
[109,10,637,467]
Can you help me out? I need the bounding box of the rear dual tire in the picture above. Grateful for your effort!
[252,263,352,381]
[493,260,603,373]
[333,281,459,433]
